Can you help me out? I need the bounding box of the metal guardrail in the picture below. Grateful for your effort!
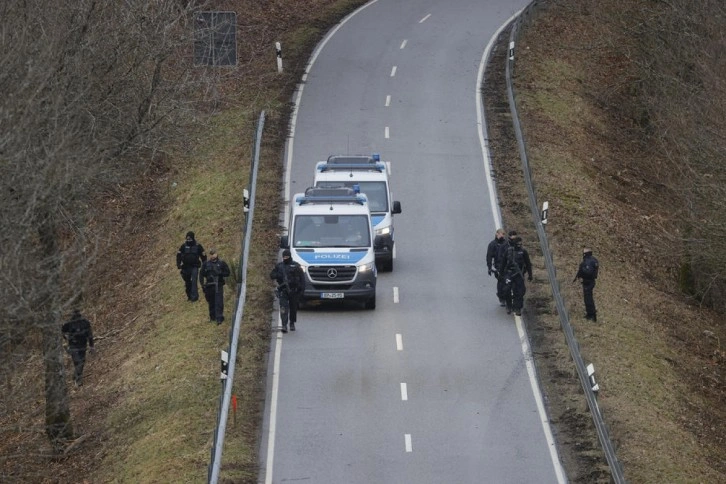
[506,4,627,482]
[207,110,266,484]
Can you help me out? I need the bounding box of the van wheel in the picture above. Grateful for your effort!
[383,258,393,272]
[364,296,376,310]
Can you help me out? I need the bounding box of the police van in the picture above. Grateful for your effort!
[280,187,378,309]
[313,154,402,271]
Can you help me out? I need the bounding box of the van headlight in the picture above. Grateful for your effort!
[358,262,375,273]
[375,226,391,236]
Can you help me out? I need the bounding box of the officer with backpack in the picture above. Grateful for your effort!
[501,236,532,316]
[270,249,305,333]
[200,248,231,324]
[495,230,519,308]
[176,231,207,302]
[574,247,599,321]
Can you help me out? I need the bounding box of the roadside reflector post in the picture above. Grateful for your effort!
[275,41,283,73]
[541,200,549,225]
[220,350,229,381]
[587,363,599,393]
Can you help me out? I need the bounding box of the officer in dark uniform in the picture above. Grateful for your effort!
[200,249,231,324]
[269,249,305,333]
[502,236,533,316]
[176,231,206,302]
[61,310,95,386]
[496,230,518,308]
[486,228,507,305]
[574,247,599,321]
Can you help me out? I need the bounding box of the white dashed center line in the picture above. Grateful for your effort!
[385,94,391,107]
[400,39,407,49]
[405,434,413,452]
[385,126,390,139]
[400,382,408,401]
[393,286,399,303]
[390,65,397,77]
[396,333,403,351]
[419,14,431,24]
[385,161,391,175]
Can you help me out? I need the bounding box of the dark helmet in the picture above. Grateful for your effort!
[186,231,195,240]
[282,249,291,258]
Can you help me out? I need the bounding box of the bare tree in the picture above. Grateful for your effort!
[0,0,215,449]
[591,0,726,311]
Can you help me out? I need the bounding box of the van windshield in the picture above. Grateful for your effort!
[316,181,388,213]
[293,214,371,248]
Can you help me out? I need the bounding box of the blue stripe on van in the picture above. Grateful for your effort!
[296,251,367,264]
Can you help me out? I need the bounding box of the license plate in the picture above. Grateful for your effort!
[321,292,344,299]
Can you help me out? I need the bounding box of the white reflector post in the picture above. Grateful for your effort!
[541,200,549,225]
[243,188,250,213]
[587,363,599,392]
[275,41,283,73]
[220,350,229,380]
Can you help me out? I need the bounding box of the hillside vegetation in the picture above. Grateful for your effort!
[486,0,725,481]
[1,0,723,483]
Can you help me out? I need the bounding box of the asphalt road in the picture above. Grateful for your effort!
[260,1,566,482]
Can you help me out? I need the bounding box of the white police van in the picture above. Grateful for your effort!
[313,154,402,271]
[280,187,378,309]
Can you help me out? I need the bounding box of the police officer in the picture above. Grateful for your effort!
[486,228,507,305]
[200,249,231,324]
[495,230,519,308]
[61,310,95,386]
[502,236,533,316]
[574,247,599,321]
[176,231,207,302]
[269,249,305,333]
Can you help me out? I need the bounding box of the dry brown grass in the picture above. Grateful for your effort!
[484,1,725,482]
[0,1,367,483]
[4,1,723,483]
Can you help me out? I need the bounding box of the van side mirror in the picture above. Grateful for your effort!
[392,201,402,214]
[280,235,289,249]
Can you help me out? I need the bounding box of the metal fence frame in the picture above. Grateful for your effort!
[505,3,626,482]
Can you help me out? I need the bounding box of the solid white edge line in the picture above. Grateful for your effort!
[393,286,399,303]
[404,434,413,452]
[385,94,391,106]
[400,39,407,49]
[400,382,408,401]
[419,14,431,24]
[396,333,403,351]
[478,12,566,484]
[263,330,283,484]
[515,315,567,483]
[270,1,382,482]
